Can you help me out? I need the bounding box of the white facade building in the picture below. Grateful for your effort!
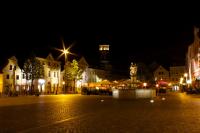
[2,56,24,92]
[36,53,61,94]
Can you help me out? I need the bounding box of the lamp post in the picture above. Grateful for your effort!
[54,39,74,94]
[184,73,188,83]
[184,73,188,91]
[180,77,183,92]
[143,82,147,89]
[62,81,65,93]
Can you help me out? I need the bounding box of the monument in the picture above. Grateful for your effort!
[130,62,138,87]
[112,62,156,99]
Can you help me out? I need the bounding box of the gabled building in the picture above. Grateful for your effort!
[36,53,61,94]
[2,56,23,93]
[0,52,112,95]
[154,65,169,83]
[169,66,186,84]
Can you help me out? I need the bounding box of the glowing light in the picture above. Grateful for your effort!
[186,80,192,84]
[38,79,45,84]
[143,82,147,87]
[156,84,159,87]
[184,73,188,77]
[63,49,69,54]
[113,89,119,98]
[162,97,166,100]
[150,99,154,103]
[62,81,65,85]
[76,80,82,88]
[100,99,104,102]
[113,80,118,83]
[99,45,109,51]
[54,39,76,63]
[180,77,183,84]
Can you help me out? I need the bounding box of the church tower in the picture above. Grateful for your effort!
[96,33,112,70]
[99,43,110,65]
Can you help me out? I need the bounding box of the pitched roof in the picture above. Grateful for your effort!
[46,53,55,61]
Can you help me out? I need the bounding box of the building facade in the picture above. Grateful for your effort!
[36,53,61,94]
[170,66,186,84]
[2,56,24,93]
[154,65,169,86]
[0,53,112,95]
[187,26,200,87]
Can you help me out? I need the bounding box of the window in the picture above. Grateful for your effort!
[6,74,9,79]
[14,66,16,70]
[16,75,19,80]
[48,71,51,77]
[54,72,56,77]
[10,65,12,70]
[22,74,25,79]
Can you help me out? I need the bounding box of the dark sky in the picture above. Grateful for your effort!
[0,6,200,72]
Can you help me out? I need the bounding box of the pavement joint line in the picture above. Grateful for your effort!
[18,113,94,133]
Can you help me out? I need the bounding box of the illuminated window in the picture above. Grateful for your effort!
[6,74,9,79]
[99,45,109,51]
[16,75,19,80]
[10,65,12,70]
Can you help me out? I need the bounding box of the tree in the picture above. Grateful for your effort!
[64,59,82,93]
[23,55,44,94]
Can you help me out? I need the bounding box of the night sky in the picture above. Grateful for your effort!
[0,7,199,72]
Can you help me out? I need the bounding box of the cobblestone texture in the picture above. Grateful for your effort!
[0,93,200,133]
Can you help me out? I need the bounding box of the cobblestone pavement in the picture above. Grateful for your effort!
[1,93,200,133]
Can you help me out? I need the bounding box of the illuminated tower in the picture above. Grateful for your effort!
[99,43,110,64]
[96,33,112,70]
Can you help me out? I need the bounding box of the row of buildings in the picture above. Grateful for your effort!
[0,26,199,94]
[0,53,187,94]
[0,53,111,94]
[156,26,200,90]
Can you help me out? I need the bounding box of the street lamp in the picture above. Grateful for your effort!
[143,82,147,88]
[54,38,76,65]
[184,73,188,91]
[62,81,65,93]
[184,73,188,83]
[180,77,184,92]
